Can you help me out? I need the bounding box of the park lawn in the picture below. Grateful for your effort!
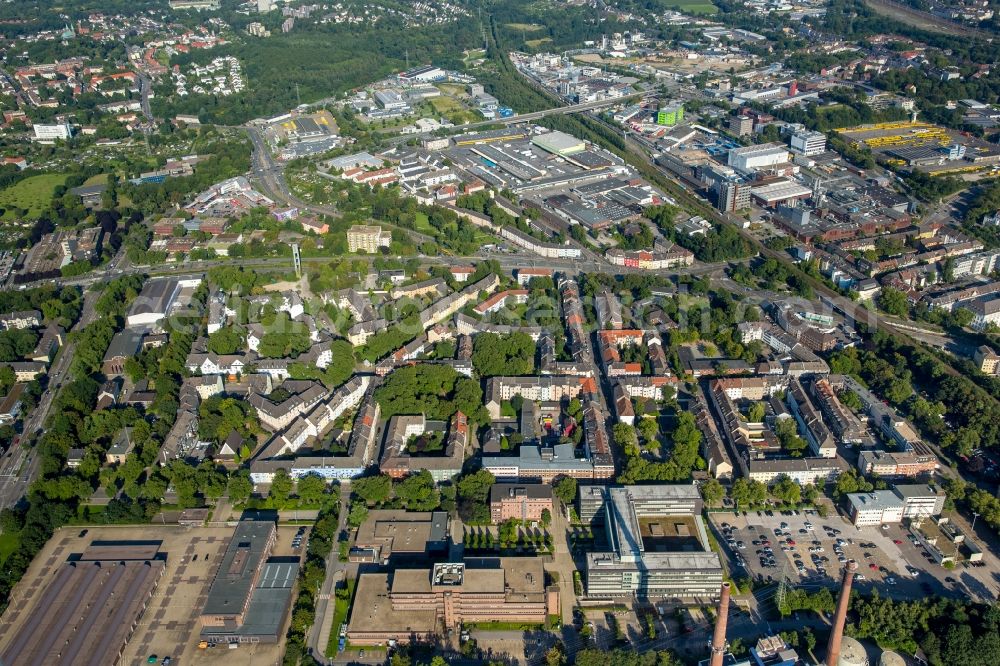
[0,173,68,220]
[670,0,718,13]
[0,530,20,563]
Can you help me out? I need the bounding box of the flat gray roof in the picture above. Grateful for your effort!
[490,483,553,503]
[127,278,179,318]
[1,545,165,666]
[201,561,298,642]
[201,521,275,617]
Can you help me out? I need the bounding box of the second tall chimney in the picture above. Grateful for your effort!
[709,581,731,666]
[825,559,858,666]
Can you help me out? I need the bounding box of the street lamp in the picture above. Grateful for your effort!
[971,512,979,531]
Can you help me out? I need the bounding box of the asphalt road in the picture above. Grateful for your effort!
[0,289,99,509]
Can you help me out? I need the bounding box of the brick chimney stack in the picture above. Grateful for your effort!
[709,581,731,666]
[825,559,858,666]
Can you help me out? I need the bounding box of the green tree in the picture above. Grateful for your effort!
[877,286,909,317]
[207,325,245,355]
[457,469,495,503]
[540,508,552,527]
[731,478,767,509]
[701,478,725,507]
[833,468,873,499]
[269,468,293,507]
[771,475,802,505]
[614,422,640,457]
[394,470,439,511]
[472,332,535,377]
[258,312,311,358]
[353,474,393,505]
[774,417,809,457]
[347,500,368,528]
[297,473,327,504]
[545,642,567,666]
[669,411,703,473]
[638,416,658,443]
[553,476,578,506]
[227,470,253,505]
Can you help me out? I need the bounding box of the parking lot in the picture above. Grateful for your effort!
[709,510,998,603]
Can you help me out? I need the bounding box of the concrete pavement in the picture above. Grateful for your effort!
[547,502,579,629]
[309,482,354,664]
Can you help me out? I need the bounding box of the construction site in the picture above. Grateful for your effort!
[836,120,1000,178]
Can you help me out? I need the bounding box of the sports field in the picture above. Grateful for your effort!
[669,0,718,14]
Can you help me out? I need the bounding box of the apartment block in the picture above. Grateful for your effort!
[347,224,392,253]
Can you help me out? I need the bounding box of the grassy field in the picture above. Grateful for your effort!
[669,0,718,14]
[506,22,545,32]
[429,95,466,115]
[863,0,973,35]
[0,531,19,563]
[435,83,467,97]
[82,173,108,186]
[428,96,480,124]
[325,577,357,657]
[525,37,554,48]
[0,173,68,219]
[413,211,434,234]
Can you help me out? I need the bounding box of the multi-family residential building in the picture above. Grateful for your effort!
[968,295,1000,330]
[391,278,448,300]
[473,289,528,315]
[347,224,392,253]
[247,380,327,431]
[0,310,41,331]
[605,243,694,270]
[499,226,582,258]
[857,449,937,478]
[515,268,554,286]
[249,376,375,483]
[484,376,590,419]
[974,345,1000,374]
[380,411,470,482]
[185,352,249,376]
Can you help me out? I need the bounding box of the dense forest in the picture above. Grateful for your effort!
[849,593,1000,666]
[153,16,482,125]
[821,0,1000,62]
